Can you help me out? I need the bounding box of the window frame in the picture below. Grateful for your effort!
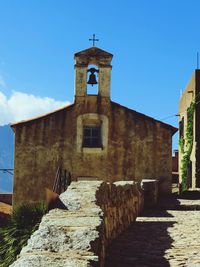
[82,125,102,148]
[76,113,108,154]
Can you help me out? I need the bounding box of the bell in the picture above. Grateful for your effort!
[87,67,98,86]
[87,73,98,86]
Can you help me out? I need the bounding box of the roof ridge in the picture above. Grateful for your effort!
[111,101,178,134]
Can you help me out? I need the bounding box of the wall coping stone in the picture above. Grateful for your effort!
[10,181,144,267]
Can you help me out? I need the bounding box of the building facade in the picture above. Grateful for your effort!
[178,70,200,190]
[12,47,177,206]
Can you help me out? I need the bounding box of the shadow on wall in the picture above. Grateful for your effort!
[179,190,200,200]
[105,209,175,267]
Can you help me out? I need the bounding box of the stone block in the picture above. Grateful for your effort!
[141,179,158,208]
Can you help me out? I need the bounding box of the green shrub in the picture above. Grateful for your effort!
[0,202,47,267]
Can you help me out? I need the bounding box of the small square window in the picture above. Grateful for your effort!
[83,126,102,148]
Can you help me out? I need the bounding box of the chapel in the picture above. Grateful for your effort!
[11,46,177,206]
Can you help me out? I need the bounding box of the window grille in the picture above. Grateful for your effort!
[83,126,101,148]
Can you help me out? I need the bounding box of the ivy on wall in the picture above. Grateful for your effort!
[179,95,198,191]
[179,136,185,154]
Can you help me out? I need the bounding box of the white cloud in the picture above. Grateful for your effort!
[0,91,70,126]
[0,75,6,88]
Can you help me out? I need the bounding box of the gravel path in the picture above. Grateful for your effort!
[105,196,200,267]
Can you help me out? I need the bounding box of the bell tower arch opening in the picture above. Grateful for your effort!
[87,64,99,95]
[74,47,113,100]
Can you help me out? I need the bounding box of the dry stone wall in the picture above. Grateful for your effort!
[10,181,143,267]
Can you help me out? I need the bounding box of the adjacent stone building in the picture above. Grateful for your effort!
[178,69,200,189]
[12,46,177,206]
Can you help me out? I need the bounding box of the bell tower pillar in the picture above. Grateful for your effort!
[74,63,87,97]
[98,66,112,98]
[74,47,113,101]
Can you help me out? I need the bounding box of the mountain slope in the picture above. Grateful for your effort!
[0,125,14,192]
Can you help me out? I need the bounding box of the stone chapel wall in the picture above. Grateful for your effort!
[108,102,173,195]
[13,96,173,206]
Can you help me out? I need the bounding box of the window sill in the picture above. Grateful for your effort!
[82,147,105,153]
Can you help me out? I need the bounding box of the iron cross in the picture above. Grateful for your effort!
[89,34,99,46]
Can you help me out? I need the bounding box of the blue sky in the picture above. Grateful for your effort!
[0,0,200,149]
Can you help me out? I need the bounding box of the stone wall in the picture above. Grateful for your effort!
[10,181,143,267]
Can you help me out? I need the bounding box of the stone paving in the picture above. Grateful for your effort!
[105,195,200,267]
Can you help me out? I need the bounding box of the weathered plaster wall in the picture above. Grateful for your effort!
[10,181,143,267]
[13,100,173,206]
[13,95,174,206]
[13,105,75,205]
[108,102,173,195]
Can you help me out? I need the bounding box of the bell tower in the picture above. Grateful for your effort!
[74,47,113,100]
